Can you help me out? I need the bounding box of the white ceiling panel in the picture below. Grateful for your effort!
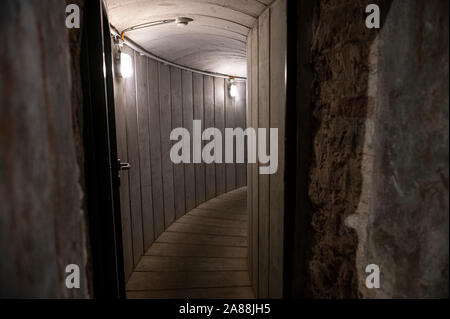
[105,0,275,77]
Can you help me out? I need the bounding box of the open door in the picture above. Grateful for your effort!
[81,0,125,298]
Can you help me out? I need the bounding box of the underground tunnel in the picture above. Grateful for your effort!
[0,0,448,302]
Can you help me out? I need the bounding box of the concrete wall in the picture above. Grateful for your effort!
[0,0,89,298]
[247,0,287,299]
[113,47,247,280]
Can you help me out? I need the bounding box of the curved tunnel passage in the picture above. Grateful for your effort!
[126,188,252,298]
[113,42,248,285]
[110,0,287,299]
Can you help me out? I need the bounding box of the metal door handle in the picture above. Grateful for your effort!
[120,162,131,171]
[118,159,131,171]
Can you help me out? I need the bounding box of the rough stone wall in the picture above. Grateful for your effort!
[66,0,91,297]
[307,0,448,299]
[348,0,449,298]
[307,0,382,298]
[0,0,89,298]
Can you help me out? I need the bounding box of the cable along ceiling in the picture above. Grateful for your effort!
[105,0,275,78]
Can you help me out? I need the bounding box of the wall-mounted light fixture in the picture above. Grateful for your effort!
[228,78,238,98]
[119,52,133,78]
[121,17,194,41]
[175,17,193,27]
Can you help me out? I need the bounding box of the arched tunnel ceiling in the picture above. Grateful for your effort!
[105,0,275,77]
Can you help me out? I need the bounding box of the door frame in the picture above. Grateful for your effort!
[81,0,126,298]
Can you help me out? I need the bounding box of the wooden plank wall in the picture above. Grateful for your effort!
[135,52,154,251]
[268,0,287,298]
[148,59,165,239]
[182,71,196,212]
[170,67,186,220]
[159,64,176,229]
[123,47,144,268]
[246,32,254,299]
[204,76,216,200]
[114,50,247,281]
[225,82,236,192]
[246,0,287,299]
[113,49,134,282]
[193,73,206,205]
[214,78,226,195]
[258,9,270,298]
[236,82,247,188]
[250,24,260,297]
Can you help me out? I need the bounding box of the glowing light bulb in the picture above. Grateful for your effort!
[120,53,133,78]
[229,84,238,98]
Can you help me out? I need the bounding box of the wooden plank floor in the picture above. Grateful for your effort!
[126,187,254,299]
